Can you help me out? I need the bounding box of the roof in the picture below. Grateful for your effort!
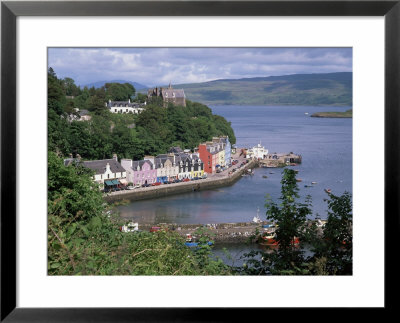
[161,88,185,99]
[82,159,125,174]
[168,146,183,154]
[107,101,144,109]
[79,109,90,116]
[131,160,153,170]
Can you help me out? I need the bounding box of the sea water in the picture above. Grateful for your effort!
[116,105,352,224]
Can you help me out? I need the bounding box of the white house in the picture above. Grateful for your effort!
[82,154,127,188]
[106,99,145,114]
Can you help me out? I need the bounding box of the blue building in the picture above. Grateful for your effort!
[223,136,231,166]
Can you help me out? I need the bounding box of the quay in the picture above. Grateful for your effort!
[259,152,302,168]
[104,152,256,203]
[141,221,263,243]
[137,219,327,243]
[103,149,302,203]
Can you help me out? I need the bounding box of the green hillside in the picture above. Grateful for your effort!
[170,72,352,106]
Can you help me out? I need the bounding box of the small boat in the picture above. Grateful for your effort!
[304,184,310,188]
[120,222,139,233]
[262,175,268,179]
[293,170,299,173]
[324,188,332,193]
[184,234,213,247]
[261,165,269,168]
[305,112,309,115]
[269,172,275,174]
[296,178,302,182]
[311,181,317,184]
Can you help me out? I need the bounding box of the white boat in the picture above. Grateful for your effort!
[252,207,262,223]
[120,222,139,232]
[305,112,309,115]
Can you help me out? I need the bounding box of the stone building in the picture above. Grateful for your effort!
[147,83,186,107]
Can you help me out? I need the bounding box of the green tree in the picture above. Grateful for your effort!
[238,169,312,275]
[308,191,353,275]
[262,169,312,274]
[48,67,66,115]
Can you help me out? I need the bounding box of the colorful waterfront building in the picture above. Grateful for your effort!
[121,159,157,186]
[173,152,204,179]
[154,154,179,183]
[198,141,221,173]
[81,154,127,189]
[221,136,231,165]
[190,154,204,178]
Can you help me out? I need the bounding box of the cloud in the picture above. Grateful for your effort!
[48,47,352,87]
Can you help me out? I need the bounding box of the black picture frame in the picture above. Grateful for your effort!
[1,1,399,321]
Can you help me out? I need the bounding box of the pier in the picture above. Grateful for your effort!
[136,219,327,243]
[259,152,302,168]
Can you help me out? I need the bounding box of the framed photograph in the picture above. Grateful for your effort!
[1,0,399,320]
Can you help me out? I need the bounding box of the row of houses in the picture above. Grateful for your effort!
[64,135,232,190]
[121,148,205,186]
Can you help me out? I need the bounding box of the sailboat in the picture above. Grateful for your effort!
[252,207,262,223]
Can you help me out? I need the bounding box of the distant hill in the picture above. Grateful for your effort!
[83,80,148,91]
[168,72,352,106]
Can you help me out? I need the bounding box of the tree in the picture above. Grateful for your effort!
[237,169,312,275]
[308,191,352,275]
[63,77,81,97]
[262,168,312,274]
[48,67,66,115]
[105,83,135,101]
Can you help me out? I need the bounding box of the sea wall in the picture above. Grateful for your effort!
[103,160,257,203]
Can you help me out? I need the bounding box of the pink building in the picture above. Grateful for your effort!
[121,159,157,186]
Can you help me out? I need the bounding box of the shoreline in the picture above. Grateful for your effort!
[104,157,257,203]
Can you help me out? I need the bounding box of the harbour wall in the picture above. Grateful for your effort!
[103,160,257,203]
[141,221,263,243]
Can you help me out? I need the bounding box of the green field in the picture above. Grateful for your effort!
[148,72,352,106]
[310,109,353,118]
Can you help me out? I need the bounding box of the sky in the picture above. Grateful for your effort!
[48,47,352,87]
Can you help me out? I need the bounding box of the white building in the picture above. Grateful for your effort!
[246,143,269,159]
[82,154,127,188]
[106,99,145,114]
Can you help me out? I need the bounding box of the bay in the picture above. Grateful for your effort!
[116,105,352,224]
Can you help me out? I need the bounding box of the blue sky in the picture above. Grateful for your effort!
[48,48,352,87]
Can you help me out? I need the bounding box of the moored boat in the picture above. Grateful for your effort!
[252,207,262,223]
[120,222,139,232]
[184,233,213,247]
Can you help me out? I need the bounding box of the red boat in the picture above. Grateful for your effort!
[259,225,299,246]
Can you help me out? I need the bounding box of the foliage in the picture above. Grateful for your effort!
[260,169,312,274]
[237,170,352,276]
[48,153,231,275]
[105,82,136,101]
[47,69,236,161]
[176,72,352,106]
[307,191,353,275]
